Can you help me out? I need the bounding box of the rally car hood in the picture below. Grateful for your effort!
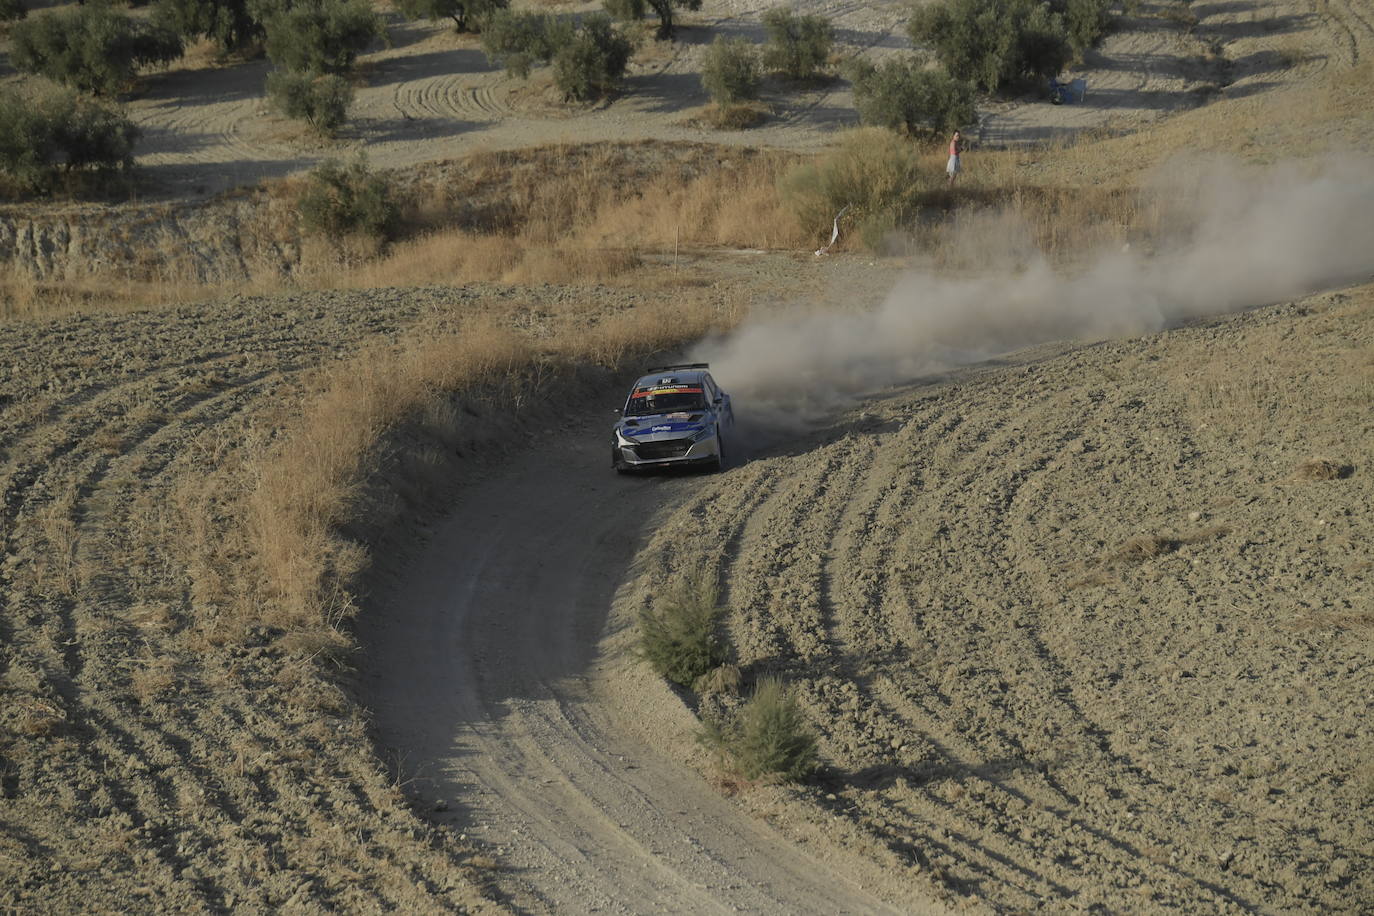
[616,412,707,440]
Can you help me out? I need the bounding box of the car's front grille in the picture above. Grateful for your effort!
[633,438,692,460]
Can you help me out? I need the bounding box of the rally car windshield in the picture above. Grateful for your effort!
[624,387,705,417]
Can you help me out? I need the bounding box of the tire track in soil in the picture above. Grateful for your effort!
[1,292,493,912]
[634,292,1374,912]
[869,391,1264,911]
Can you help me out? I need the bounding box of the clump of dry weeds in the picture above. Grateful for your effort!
[1291,457,1352,480]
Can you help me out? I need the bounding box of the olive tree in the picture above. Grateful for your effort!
[700,35,760,105]
[10,3,183,95]
[152,0,262,53]
[908,0,1071,92]
[483,10,630,101]
[847,57,975,136]
[603,0,700,40]
[395,0,508,33]
[0,85,139,191]
[761,8,832,80]
[258,0,382,75]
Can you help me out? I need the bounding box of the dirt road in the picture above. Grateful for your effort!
[359,426,935,913]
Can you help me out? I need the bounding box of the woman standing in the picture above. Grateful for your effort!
[946,129,963,187]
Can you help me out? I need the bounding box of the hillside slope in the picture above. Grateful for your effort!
[621,284,1374,911]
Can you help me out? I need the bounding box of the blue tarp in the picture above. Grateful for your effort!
[1049,78,1088,104]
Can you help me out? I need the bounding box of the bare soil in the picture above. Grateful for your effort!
[362,262,1374,912]
[3,0,1374,912]
[618,283,1374,912]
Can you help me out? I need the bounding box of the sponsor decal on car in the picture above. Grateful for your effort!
[631,386,703,398]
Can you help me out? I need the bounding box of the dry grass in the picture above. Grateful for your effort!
[8,697,66,737]
[697,103,770,130]
[1291,457,1352,481]
[38,487,81,597]
[2,143,805,319]
[243,290,736,638]
[1113,534,1179,562]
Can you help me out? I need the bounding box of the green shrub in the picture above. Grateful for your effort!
[266,69,354,133]
[0,85,139,191]
[1055,0,1111,55]
[10,2,184,95]
[259,0,381,75]
[779,128,940,247]
[847,57,975,136]
[480,9,571,78]
[152,0,262,53]
[481,10,628,100]
[551,14,632,101]
[761,8,832,80]
[909,0,1072,92]
[396,0,507,33]
[602,0,700,40]
[0,0,26,23]
[700,35,760,105]
[701,677,818,782]
[638,570,729,688]
[297,156,397,239]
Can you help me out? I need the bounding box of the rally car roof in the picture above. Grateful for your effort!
[634,364,710,387]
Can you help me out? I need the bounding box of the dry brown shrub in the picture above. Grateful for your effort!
[10,697,66,737]
[1177,524,1232,545]
[694,663,743,696]
[700,103,769,130]
[1065,569,1113,589]
[1292,457,1352,480]
[38,488,80,596]
[130,663,176,703]
[1113,534,1179,562]
[1290,611,1374,631]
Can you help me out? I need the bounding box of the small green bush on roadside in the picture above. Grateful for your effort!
[779,127,940,247]
[10,2,184,95]
[848,57,975,136]
[700,677,818,781]
[761,8,832,80]
[0,85,139,192]
[266,70,355,134]
[639,570,729,688]
[297,156,398,239]
[701,35,760,106]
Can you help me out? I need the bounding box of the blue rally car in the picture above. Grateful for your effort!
[612,363,734,473]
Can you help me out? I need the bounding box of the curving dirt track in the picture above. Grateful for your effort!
[359,424,935,913]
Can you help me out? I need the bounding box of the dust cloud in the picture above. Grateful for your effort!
[694,156,1374,422]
